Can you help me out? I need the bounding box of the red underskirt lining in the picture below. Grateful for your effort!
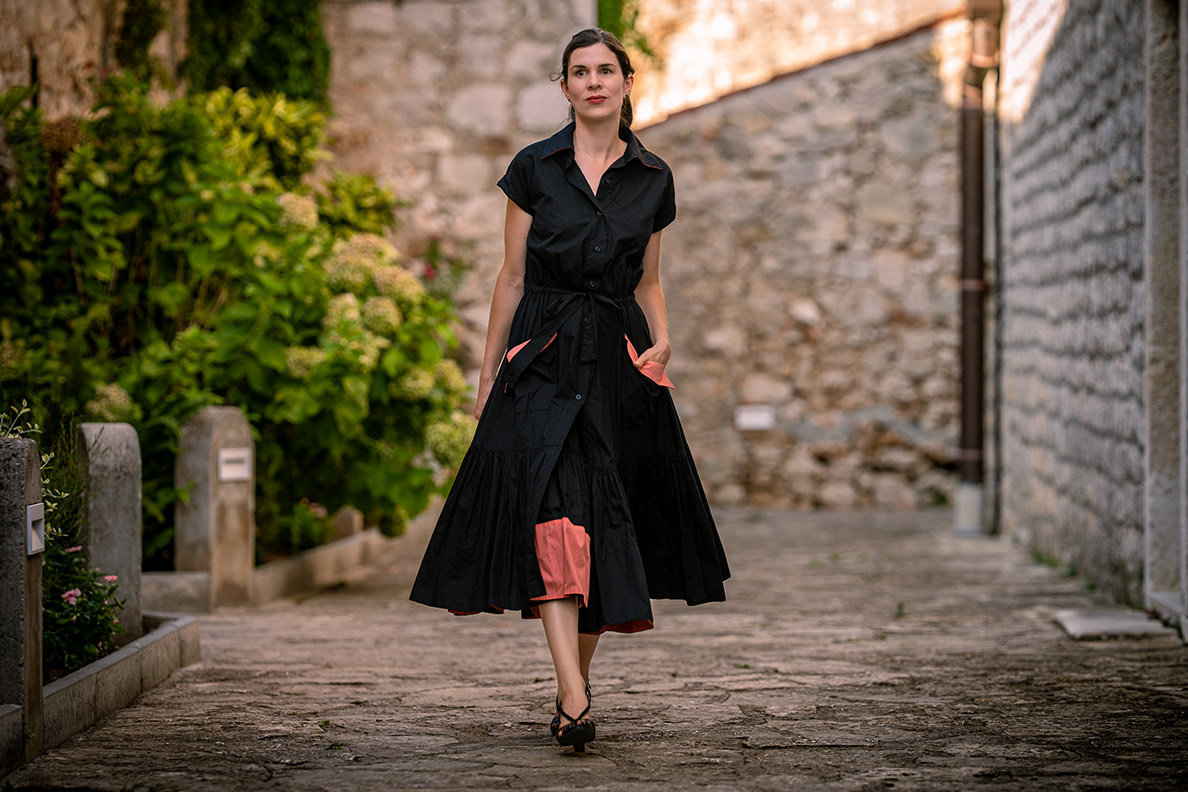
[447,516,652,633]
[448,608,654,635]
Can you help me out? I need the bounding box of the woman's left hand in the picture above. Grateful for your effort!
[634,339,671,368]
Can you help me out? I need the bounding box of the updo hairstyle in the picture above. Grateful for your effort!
[553,28,635,130]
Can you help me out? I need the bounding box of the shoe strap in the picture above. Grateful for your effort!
[557,688,592,726]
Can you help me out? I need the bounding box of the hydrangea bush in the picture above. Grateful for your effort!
[0,79,475,566]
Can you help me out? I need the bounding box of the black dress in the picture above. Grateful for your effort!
[409,123,729,634]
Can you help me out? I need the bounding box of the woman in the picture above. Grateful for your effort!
[410,28,729,753]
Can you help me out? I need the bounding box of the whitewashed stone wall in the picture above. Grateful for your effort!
[997,0,1146,604]
[322,0,596,357]
[641,21,968,509]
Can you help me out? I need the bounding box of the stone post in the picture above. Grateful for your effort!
[0,438,44,768]
[332,505,364,541]
[174,407,255,607]
[77,423,143,643]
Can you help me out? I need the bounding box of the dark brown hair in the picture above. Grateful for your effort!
[554,28,635,129]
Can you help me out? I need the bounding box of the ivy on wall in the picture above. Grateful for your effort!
[598,0,655,59]
[183,0,330,103]
[114,0,168,83]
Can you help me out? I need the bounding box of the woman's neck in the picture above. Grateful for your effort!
[572,117,625,162]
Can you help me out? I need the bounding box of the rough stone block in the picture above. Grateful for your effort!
[460,0,508,32]
[437,153,491,194]
[77,423,142,643]
[739,373,793,404]
[447,83,513,135]
[398,0,454,37]
[506,40,556,80]
[856,181,916,226]
[347,1,399,34]
[516,81,568,132]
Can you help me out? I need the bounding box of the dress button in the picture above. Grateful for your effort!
[587,280,596,288]
[575,394,583,400]
[596,210,603,216]
[594,246,601,252]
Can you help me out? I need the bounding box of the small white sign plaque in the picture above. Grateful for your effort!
[734,404,777,432]
[217,447,253,483]
[27,502,45,556]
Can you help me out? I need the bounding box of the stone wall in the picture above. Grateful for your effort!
[631,0,967,124]
[0,0,186,121]
[640,21,968,509]
[322,0,596,357]
[996,0,1146,603]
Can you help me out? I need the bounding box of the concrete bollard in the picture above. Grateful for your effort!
[174,407,255,608]
[0,438,45,770]
[77,423,142,644]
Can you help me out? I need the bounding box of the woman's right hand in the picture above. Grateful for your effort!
[473,376,495,420]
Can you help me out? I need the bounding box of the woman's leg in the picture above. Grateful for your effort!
[579,633,600,686]
[538,597,591,724]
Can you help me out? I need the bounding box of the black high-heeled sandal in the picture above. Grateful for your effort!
[550,681,591,739]
[554,685,595,752]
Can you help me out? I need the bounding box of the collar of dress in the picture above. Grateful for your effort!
[540,122,663,170]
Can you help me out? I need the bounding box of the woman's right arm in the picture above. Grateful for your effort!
[473,199,533,419]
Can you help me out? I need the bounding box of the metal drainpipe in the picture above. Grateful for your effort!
[955,1,1002,535]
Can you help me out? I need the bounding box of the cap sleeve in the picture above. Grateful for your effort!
[497,148,535,215]
[652,167,676,233]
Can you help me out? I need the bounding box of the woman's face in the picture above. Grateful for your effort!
[561,43,633,125]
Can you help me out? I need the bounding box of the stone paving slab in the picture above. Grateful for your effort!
[5,509,1188,791]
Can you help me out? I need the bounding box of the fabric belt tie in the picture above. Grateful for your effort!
[505,287,631,398]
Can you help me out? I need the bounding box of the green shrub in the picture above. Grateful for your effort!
[0,78,473,568]
[184,0,330,104]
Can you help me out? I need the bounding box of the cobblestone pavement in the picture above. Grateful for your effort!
[6,509,1188,791]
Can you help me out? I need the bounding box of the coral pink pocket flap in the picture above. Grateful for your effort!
[640,360,675,388]
[506,338,530,362]
[625,335,675,389]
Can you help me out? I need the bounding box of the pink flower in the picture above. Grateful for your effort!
[65,546,82,553]
[61,588,81,605]
[104,575,118,582]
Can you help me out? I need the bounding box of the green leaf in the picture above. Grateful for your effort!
[254,336,286,371]
[150,282,190,316]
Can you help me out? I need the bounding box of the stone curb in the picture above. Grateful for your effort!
[1053,608,1181,641]
[43,613,199,751]
[251,528,391,605]
[2,612,199,780]
[142,530,393,612]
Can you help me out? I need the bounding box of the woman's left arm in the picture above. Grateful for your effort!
[633,230,671,367]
